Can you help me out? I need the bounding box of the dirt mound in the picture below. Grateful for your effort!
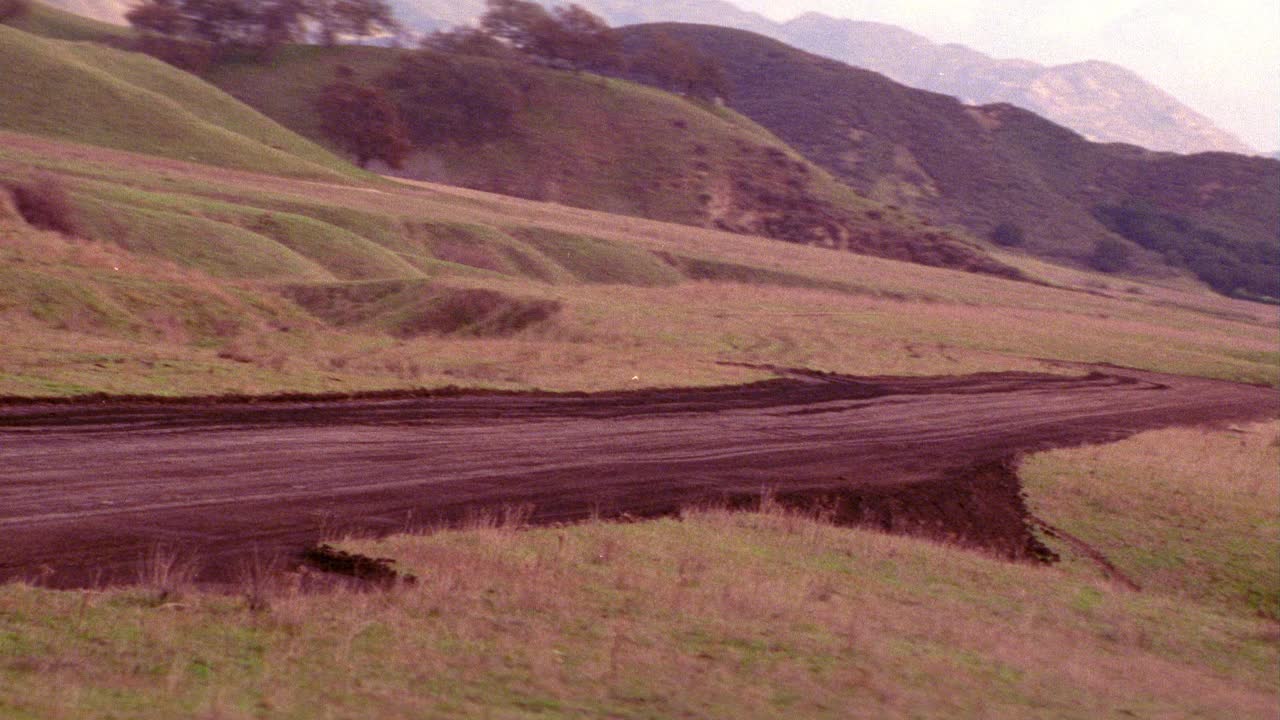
[756,460,1057,562]
[282,281,560,337]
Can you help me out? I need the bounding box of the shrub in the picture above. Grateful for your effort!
[6,175,81,236]
[989,221,1025,247]
[1092,203,1280,299]
[1087,237,1132,273]
[380,51,531,146]
[314,75,412,168]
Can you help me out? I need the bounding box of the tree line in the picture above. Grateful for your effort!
[125,0,398,52]
[315,1,729,170]
[120,0,729,172]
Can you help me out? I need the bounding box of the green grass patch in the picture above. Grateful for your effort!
[511,227,683,286]
[0,24,359,180]
[1022,421,1280,620]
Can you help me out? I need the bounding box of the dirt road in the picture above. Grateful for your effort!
[1,366,1275,587]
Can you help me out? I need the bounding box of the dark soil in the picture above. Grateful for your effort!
[1,365,1275,588]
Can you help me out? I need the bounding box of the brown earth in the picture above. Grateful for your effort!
[1,365,1275,588]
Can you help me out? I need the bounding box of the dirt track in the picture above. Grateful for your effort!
[1,366,1276,587]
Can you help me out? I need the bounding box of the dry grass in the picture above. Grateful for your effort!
[1022,420,1280,619]
[2,423,1278,719]
[1,130,1276,396]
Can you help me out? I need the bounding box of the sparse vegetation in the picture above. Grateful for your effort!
[1093,202,1280,301]
[1,422,1276,718]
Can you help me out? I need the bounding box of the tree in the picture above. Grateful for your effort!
[546,3,617,70]
[379,51,530,146]
[631,31,727,100]
[478,0,616,70]
[479,0,555,56]
[125,0,397,52]
[126,0,191,38]
[309,0,398,46]
[314,75,411,168]
[420,26,515,59]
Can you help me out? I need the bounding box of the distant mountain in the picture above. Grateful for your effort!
[372,0,1257,156]
[617,23,1278,297]
[32,0,124,23]
[776,13,1254,156]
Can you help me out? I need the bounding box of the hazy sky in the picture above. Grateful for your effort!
[730,0,1280,152]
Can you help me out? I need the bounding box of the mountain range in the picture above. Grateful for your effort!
[383,0,1255,156]
[7,2,1277,300]
[616,23,1277,267]
[38,0,1256,156]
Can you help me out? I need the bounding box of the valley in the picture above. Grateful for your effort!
[0,3,1277,717]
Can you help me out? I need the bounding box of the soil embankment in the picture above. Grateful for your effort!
[1,366,1275,587]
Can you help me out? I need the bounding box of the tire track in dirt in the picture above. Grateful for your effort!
[0,366,1275,587]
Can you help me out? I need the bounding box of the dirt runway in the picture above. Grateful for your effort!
[1,366,1275,587]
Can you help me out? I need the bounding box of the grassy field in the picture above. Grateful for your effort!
[1,13,1277,717]
[1,127,1276,398]
[0,24,362,181]
[1,422,1276,719]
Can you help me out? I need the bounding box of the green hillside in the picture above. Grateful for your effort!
[206,44,1020,279]
[0,23,360,181]
[616,24,1280,299]
[1,0,127,41]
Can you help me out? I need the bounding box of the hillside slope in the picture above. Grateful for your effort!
[0,23,359,181]
[207,44,1018,278]
[335,0,1257,156]
[617,23,1279,297]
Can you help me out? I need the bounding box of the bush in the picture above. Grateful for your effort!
[315,75,412,168]
[122,35,218,74]
[1092,203,1280,299]
[380,51,531,146]
[1087,237,1132,273]
[6,175,81,236]
[989,222,1025,247]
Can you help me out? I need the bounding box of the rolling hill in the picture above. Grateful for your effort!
[616,23,1280,299]
[0,22,361,181]
[204,43,1019,278]
[369,0,1254,155]
[35,0,1254,156]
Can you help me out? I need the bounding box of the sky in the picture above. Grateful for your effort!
[729,0,1280,152]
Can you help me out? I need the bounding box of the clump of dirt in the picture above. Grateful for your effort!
[743,459,1059,562]
[302,544,415,587]
[394,287,560,337]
